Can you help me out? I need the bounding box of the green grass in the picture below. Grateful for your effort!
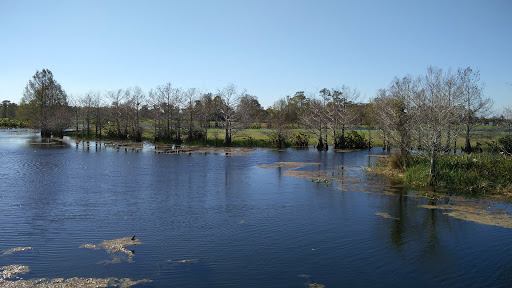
[392,153,512,196]
[69,122,508,152]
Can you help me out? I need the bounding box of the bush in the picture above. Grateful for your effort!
[498,135,512,154]
[187,129,206,141]
[337,130,368,149]
[291,132,309,147]
[389,150,409,170]
[268,134,290,149]
[0,118,25,128]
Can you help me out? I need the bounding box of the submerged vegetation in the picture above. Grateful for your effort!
[0,237,151,287]
[0,264,151,288]
[80,237,142,263]
[1,247,32,256]
[420,203,512,228]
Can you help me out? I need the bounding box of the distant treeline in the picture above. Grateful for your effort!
[9,68,512,154]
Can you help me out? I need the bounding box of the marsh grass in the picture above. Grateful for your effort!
[389,153,512,196]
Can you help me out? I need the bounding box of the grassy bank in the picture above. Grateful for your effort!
[373,153,512,197]
[69,123,509,151]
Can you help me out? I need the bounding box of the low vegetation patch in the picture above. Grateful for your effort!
[373,152,512,196]
[0,118,25,128]
[2,247,32,256]
[420,202,512,228]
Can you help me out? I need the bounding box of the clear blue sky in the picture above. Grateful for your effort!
[1,0,511,113]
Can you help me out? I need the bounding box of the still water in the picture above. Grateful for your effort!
[1,130,512,287]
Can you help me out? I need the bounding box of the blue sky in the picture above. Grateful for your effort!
[1,0,511,113]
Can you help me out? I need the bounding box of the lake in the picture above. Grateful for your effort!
[1,129,512,287]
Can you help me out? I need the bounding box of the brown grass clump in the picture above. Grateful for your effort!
[0,275,151,288]
[0,265,29,280]
[256,162,321,169]
[154,146,258,156]
[367,155,390,158]
[2,247,32,256]
[375,212,399,220]
[80,237,142,255]
[80,236,142,263]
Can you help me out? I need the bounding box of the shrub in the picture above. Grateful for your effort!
[291,132,309,147]
[187,129,206,141]
[268,134,290,149]
[337,130,368,149]
[0,118,25,128]
[389,150,410,170]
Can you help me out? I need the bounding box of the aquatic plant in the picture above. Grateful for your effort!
[420,203,512,228]
[375,212,399,220]
[80,236,142,263]
[2,247,32,256]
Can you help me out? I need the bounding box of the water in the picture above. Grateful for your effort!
[1,129,512,287]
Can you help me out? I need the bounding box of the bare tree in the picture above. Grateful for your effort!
[217,84,243,145]
[81,91,96,137]
[127,86,145,141]
[371,89,392,151]
[268,98,289,148]
[458,67,493,153]
[302,95,328,151]
[106,89,126,138]
[172,87,184,143]
[184,88,198,141]
[94,91,104,138]
[148,88,165,140]
[67,94,80,136]
[155,82,174,140]
[324,86,360,149]
[413,67,462,185]
[197,92,214,141]
[373,76,415,164]
[442,69,463,152]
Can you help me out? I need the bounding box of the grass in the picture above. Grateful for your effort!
[374,152,512,197]
[67,122,509,152]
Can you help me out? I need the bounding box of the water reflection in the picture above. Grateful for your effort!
[2,132,512,287]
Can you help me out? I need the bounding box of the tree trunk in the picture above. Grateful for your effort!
[324,126,328,151]
[316,134,324,151]
[429,151,436,186]
[75,110,79,136]
[116,119,121,138]
[445,127,451,152]
[464,124,471,153]
[340,124,346,149]
[188,105,193,141]
[224,120,231,145]
[87,119,90,137]
[368,128,372,150]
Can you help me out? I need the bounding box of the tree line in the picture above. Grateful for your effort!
[13,67,510,158]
